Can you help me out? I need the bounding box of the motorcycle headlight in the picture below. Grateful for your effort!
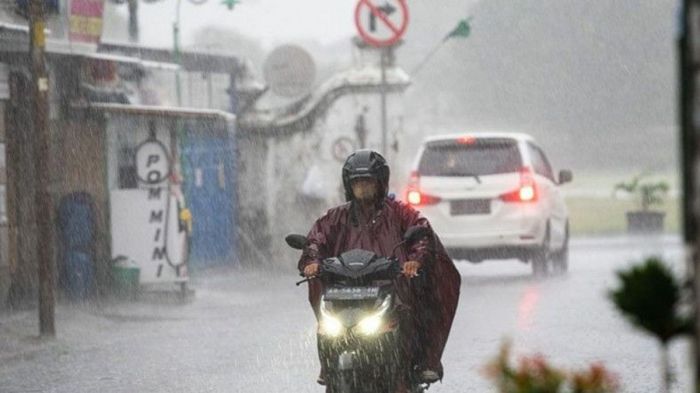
[355,296,392,336]
[319,299,344,337]
[356,314,383,335]
[320,314,344,337]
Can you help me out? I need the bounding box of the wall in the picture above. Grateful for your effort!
[51,117,110,295]
[238,90,406,267]
[5,71,39,307]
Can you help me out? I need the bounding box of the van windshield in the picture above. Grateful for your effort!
[418,139,522,177]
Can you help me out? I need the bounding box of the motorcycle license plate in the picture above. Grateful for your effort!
[325,287,380,300]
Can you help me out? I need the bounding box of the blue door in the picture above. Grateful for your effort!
[57,192,96,299]
[182,124,238,267]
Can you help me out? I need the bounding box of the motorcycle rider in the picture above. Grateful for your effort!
[298,149,461,385]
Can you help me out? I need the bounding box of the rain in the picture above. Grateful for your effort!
[0,0,692,392]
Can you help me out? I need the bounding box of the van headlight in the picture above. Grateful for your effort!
[355,296,392,336]
[319,299,344,337]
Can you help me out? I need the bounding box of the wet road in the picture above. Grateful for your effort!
[0,235,691,392]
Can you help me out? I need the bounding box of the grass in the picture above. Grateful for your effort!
[566,196,680,236]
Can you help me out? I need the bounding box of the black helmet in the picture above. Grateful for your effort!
[342,149,390,202]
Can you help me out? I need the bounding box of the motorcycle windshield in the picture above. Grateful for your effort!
[322,249,398,280]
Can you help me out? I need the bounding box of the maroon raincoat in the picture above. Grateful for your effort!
[298,197,461,372]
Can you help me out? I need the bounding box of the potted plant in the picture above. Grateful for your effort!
[613,174,669,234]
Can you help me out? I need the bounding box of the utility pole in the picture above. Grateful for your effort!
[28,0,55,337]
[679,1,700,390]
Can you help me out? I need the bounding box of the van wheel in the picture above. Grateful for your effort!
[532,227,550,277]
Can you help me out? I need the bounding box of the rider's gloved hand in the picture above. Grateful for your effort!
[303,263,320,277]
[402,260,422,278]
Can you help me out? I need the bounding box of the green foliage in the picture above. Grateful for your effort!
[608,257,692,344]
[484,343,619,393]
[613,174,669,211]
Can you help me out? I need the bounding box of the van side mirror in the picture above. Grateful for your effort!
[558,170,573,185]
[403,226,430,243]
[285,234,307,250]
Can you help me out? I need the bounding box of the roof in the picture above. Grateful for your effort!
[422,131,536,143]
[74,52,180,71]
[99,41,240,74]
[0,31,222,73]
[77,102,236,123]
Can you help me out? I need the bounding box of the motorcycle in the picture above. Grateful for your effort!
[286,226,432,393]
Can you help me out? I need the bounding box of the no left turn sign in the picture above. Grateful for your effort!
[354,0,409,48]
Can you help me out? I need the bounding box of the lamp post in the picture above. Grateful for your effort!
[173,0,184,105]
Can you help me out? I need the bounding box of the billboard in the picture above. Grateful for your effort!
[69,0,105,44]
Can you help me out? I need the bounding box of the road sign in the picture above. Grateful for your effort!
[332,137,357,162]
[263,45,316,98]
[354,0,409,48]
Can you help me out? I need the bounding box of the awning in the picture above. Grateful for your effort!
[76,102,236,123]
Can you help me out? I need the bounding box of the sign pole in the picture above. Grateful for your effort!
[354,0,409,156]
[173,0,183,106]
[380,47,388,155]
[28,0,55,337]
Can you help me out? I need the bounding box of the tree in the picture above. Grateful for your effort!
[609,258,692,393]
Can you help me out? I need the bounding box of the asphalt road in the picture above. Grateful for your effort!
[0,235,691,393]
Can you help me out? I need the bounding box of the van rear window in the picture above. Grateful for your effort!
[418,139,522,177]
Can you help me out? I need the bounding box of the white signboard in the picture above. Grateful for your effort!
[136,139,170,185]
[110,188,187,284]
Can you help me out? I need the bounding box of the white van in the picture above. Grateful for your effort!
[406,132,572,275]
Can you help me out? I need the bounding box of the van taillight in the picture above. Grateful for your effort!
[500,167,538,203]
[407,190,442,206]
[407,171,441,205]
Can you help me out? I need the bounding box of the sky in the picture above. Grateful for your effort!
[110,0,361,49]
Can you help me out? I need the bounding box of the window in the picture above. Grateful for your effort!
[117,146,138,189]
[527,143,554,181]
[418,139,522,177]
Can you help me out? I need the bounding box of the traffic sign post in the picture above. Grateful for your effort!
[354,0,409,48]
[354,0,409,156]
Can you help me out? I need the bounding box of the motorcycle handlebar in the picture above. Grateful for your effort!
[295,267,423,287]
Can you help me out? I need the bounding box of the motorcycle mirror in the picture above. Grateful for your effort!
[403,226,430,243]
[285,234,307,250]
